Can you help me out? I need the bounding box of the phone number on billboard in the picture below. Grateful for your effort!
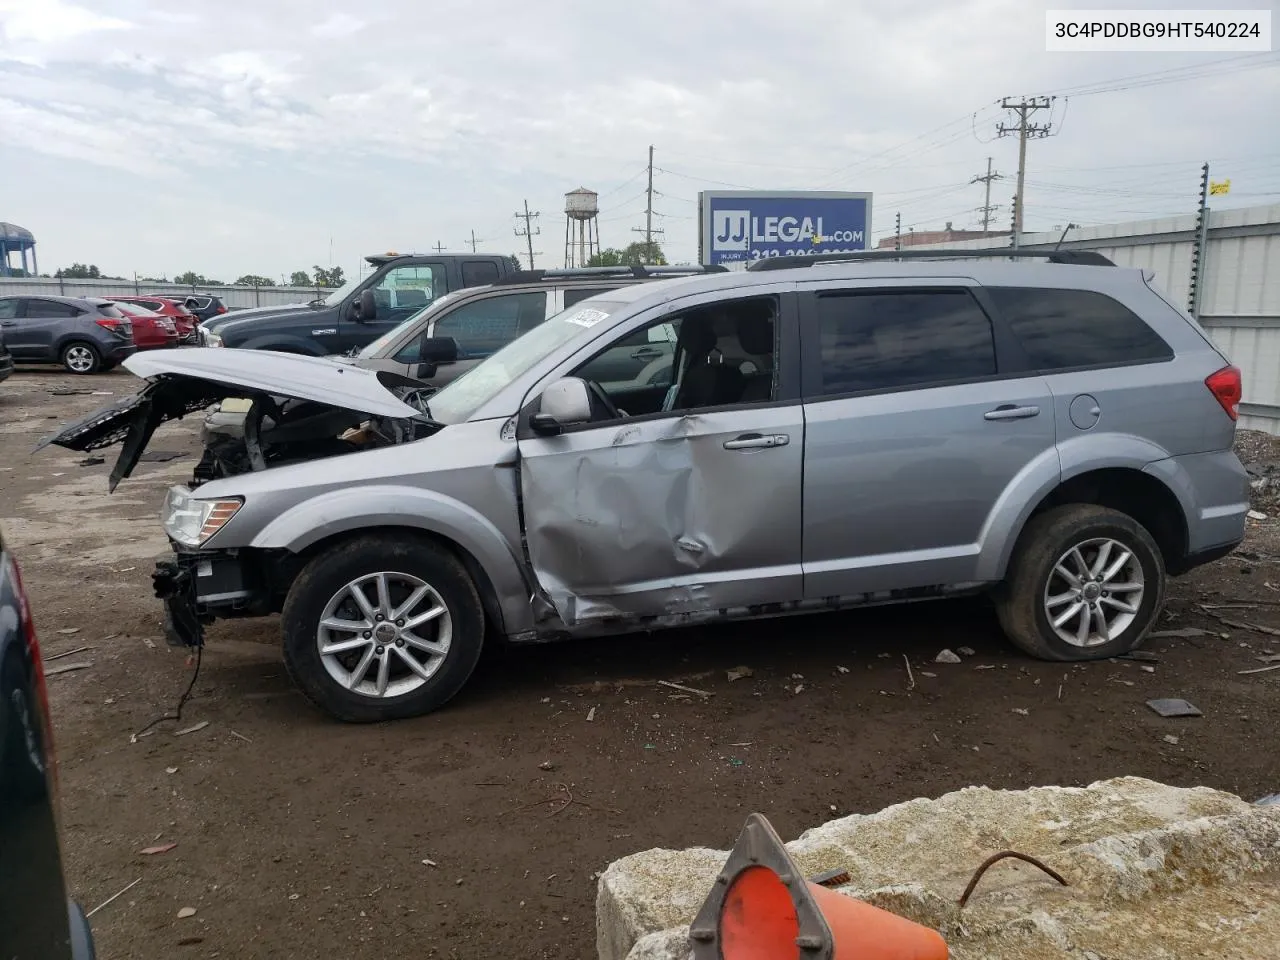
[747,248,863,260]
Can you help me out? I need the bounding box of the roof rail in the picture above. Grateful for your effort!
[745,249,1115,271]
[496,264,728,285]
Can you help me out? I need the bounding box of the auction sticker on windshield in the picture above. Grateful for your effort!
[564,308,609,328]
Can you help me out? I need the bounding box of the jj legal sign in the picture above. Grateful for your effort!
[698,190,873,266]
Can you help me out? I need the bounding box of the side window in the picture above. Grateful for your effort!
[430,292,546,360]
[375,265,442,310]
[815,290,996,397]
[573,297,778,416]
[26,299,82,319]
[462,261,500,286]
[0,299,19,320]
[987,287,1174,370]
[563,286,620,309]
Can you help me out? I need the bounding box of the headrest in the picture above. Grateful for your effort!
[737,310,774,355]
[677,318,717,355]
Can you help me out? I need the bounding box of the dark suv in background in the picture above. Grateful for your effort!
[0,296,137,373]
[198,253,520,355]
[175,294,228,323]
[1,527,98,958]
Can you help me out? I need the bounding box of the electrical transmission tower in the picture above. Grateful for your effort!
[632,144,664,264]
[996,97,1054,242]
[970,157,1003,236]
[514,200,541,269]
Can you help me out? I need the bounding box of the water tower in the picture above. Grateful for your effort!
[563,187,600,268]
[0,222,37,277]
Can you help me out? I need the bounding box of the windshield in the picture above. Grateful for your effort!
[428,301,622,424]
[357,291,464,359]
[320,275,363,306]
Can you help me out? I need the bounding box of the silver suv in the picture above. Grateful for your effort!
[45,250,1248,723]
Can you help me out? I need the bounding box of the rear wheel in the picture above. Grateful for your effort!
[61,342,101,374]
[995,504,1165,661]
[282,535,485,722]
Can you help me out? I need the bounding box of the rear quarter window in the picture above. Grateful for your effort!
[462,261,501,286]
[987,287,1173,371]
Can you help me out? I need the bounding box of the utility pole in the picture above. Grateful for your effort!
[632,144,664,263]
[1009,194,1019,249]
[513,200,541,269]
[970,157,1003,236]
[467,230,479,253]
[894,212,902,254]
[1189,162,1210,317]
[433,241,446,254]
[996,97,1054,243]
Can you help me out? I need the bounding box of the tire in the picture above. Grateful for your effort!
[61,342,101,374]
[994,504,1165,661]
[282,534,485,722]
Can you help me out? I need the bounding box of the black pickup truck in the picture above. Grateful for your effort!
[199,253,520,355]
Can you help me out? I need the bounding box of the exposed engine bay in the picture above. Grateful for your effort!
[37,351,442,491]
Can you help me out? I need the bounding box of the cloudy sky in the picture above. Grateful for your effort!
[1,0,1277,280]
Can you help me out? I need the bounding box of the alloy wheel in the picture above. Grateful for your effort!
[1043,537,1145,647]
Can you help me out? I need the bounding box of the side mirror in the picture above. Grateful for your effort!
[419,336,458,365]
[532,377,592,435]
[357,289,377,322]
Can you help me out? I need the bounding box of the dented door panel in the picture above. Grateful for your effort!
[517,407,804,626]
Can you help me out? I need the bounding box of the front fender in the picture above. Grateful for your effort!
[974,433,1176,581]
[232,333,326,354]
[248,485,534,634]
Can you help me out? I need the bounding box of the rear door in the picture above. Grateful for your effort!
[798,280,1058,597]
[16,299,81,360]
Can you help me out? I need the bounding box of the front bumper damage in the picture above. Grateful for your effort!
[152,556,207,648]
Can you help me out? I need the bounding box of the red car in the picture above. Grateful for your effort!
[108,297,199,344]
[112,302,178,351]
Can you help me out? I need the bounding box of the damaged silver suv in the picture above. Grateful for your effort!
[44,250,1249,723]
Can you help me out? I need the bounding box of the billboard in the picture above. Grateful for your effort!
[699,190,873,266]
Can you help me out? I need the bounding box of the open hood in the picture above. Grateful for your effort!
[40,349,432,491]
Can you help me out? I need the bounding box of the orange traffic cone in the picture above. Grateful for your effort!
[689,813,948,960]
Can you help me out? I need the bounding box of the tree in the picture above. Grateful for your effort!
[587,242,667,267]
[236,274,275,287]
[55,263,102,279]
[327,266,345,287]
[175,271,207,286]
[289,270,312,287]
[312,265,345,287]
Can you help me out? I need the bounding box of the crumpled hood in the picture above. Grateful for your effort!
[38,348,427,490]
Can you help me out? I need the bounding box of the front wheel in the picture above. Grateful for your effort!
[61,342,101,374]
[995,504,1166,661]
[282,535,485,722]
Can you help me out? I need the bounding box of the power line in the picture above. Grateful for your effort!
[1035,51,1279,99]
[513,199,541,269]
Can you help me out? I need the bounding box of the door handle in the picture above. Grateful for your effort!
[631,347,664,360]
[0,320,15,327]
[984,404,1040,421]
[723,433,790,450]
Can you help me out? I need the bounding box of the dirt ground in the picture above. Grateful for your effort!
[3,365,1279,960]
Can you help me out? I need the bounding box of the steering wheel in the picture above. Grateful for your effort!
[584,379,623,421]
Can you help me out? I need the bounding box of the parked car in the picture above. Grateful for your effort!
[108,297,198,344]
[43,250,1248,723]
[0,328,13,384]
[345,265,726,387]
[1,527,98,958]
[111,302,178,351]
[175,294,228,323]
[0,296,136,374]
[198,253,522,356]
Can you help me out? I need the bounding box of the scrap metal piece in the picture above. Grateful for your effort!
[1147,698,1203,718]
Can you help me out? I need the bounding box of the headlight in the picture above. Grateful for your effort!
[162,486,242,547]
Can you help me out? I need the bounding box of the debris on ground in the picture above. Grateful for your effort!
[86,877,141,919]
[1118,650,1160,663]
[422,858,438,867]
[57,627,80,635]
[1163,735,1180,745]
[835,665,849,674]
[78,456,106,467]
[1149,627,1211,639]
[538,761,555,771]
[1147,698,1203,718]
[165,767,178,774]
[935,649,962,664]
[177,907,197,919]
[44,661,92,676]
[1249,510,1269,521]
[957,646,976,657]
[140,842,177,856]
[138,450,183,463]
[657,680,712,698]
[174,721,210,737]
[44,645,93,661]
[725,666,753,682]
[586,706,596,721]
[1238,664,1280,675]
[1011,708,1029,716]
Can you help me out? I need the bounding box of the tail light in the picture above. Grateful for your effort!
[216,304,227,315]
[1206,365,1242,421]
[94,317,120,331]
[2,550,59,799]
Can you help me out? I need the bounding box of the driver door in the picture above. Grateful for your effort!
[515,291,804,627]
